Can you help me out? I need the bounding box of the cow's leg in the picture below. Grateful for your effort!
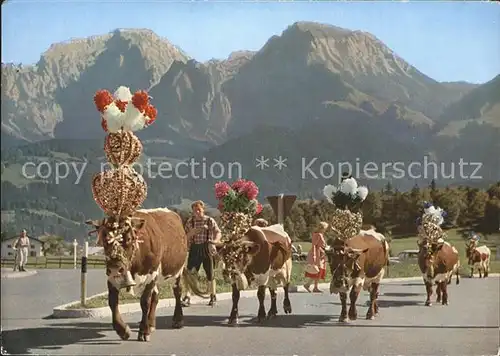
[436,281,442,303]
[348,285,361,321]
[470,266,474,278]
[108,282,131,340]
[484,260,489,277]
[228,283,240,326]
[441,281,449,305]
[283,282,292,314]
[172,276,184,329]
[257,285,267,323]
[374,289,380,316]
[479,266,483,278]
[138,281,156,341]
[267,287,278,319]
[367,282,379,320]
[339,292,348,322]
[424,281,433,306]
[148,286,159,333]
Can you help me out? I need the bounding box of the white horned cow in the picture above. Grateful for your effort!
[211,220,293,325]
[86,207,208,342]
[465,239,491,278]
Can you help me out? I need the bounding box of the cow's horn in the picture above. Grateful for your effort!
[347,248,365,253]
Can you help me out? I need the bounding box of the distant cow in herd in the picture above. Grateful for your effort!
[326,227,389,322]
[465,241,491,278]
[211,220,293,325]
[86,208,208,342]
[417,239,460,306]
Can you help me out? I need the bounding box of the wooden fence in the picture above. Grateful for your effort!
[1,256,106,269]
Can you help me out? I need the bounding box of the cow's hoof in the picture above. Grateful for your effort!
[118,326,131,340]
[267,312,277,319]
[283,305,292,314]
[338,316,349,323]
[228,318,239,326]
[442,301,449,306]
[366,314,375,320]
[172,320,184,329]
[436,298,441,303]
[425,301,432,307]
[149,326,156,334]
[348,312,357,321]
[137,331,150,342]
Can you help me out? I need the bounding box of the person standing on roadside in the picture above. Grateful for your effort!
[182,200,222,307]
[14,229,30,272]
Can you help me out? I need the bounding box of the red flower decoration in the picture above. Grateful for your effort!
[94,90,113,113]
[144,105,157,126]
[217,201,225,212]
[231,179,248,192]
[255,203,263,215]
[115,100,127,113]
[131,91,149,112]
[215,181,231,200]
[101,117,108,132]
[241,180,259,200]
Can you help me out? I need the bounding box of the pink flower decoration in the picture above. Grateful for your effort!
[255,202,263,215]
[231,179,248,192]
[241,180,259,200]
[215,181,231,200]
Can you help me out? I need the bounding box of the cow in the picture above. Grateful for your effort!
[417,239,460,306]
[86,208,208,342]
[326,230,389,322]
[465,242,491,278]
[211,222,293,325]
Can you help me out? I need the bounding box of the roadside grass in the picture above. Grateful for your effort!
[67,229,500,309]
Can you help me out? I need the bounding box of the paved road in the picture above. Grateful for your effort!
[2,277,499,355]
[1,269,107,323]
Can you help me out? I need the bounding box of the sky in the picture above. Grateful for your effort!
[2,0,499,84]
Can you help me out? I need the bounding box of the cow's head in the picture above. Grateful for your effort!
[465,240,477,263]
[326,238,368,294]
[418,239,442,278]
[86,216,145,289]
[210,239,260,290]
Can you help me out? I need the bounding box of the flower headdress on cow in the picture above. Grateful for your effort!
[416,202,447,244]
[214,179,263,290]
[90,86,158,265]
[215,179,262,241]
[323,175,369,241]
[466,231,480,248]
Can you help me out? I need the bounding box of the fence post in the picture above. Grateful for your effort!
[73,239,78,269]
[81,241,88,306]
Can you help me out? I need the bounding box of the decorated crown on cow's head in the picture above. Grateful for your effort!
[323,174,368,241]
[215,179,263,242]
[417,202,447,243]
[89,86,158,260]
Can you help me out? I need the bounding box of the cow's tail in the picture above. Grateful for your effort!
[455,260,460,285]
[181,268,210,299]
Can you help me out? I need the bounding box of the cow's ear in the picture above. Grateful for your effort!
[85,219,103,228]
[242,241,260,256]
[131,218,146,230]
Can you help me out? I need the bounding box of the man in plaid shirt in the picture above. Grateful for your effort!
[183,200,221,307]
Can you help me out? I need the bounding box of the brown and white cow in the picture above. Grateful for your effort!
[326,230,389,322]
[417,239,460,306]
[211,223,293,325]
[465,242,491,278]
[86,208,208,342]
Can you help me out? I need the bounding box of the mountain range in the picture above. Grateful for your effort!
[1,22,499,238]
